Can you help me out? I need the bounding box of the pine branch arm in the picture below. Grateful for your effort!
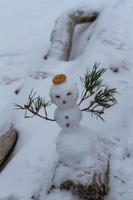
[81,100,95,112]
[79,64,117,120]
[25,107,55,122]
[15,90,55,122]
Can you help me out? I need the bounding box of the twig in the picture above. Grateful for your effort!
[47,161,62,194]
[25,107,55,122]
[15,89,55,122]
[79,63,117,120]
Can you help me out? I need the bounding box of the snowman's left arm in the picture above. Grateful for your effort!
[78,64,117,120]
[80,87,117,121]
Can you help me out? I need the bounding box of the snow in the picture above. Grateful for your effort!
[0,0,133,199]
[56,125,98,166]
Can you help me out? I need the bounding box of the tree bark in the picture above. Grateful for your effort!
[0,126,18,171]
[48,158,110,200]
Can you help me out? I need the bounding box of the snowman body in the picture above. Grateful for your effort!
[50,76,97,166]
[56,126,96,165]
[54,105,82,129]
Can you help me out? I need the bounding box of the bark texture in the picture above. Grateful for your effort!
[0,126,18,171]
[48,159,110,200]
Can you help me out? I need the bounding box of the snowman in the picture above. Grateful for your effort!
[50,74,97,166]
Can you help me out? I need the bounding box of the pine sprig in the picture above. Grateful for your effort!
[81,63,106,93]
[79,63,106,106]
[79,63,117,120]
[94,87,117,108]
[15,89,55,122]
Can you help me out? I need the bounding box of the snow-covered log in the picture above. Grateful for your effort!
[47,9,98,61]
[60,168,109,200]
[48,158,110,200]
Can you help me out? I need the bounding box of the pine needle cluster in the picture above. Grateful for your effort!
[79,63,117,120]
[15,89,55,121]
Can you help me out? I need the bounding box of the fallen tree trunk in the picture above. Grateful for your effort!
[46,9,98,61]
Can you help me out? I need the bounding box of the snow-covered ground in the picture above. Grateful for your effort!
[0,0,133,199]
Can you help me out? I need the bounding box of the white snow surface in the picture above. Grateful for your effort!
[56,125,98,166]
[0,0,133,200]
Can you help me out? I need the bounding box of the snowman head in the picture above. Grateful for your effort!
[49,74,79,109]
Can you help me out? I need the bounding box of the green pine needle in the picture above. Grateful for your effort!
[15,89,54,121]
[79,63,117,120]
[80,62,106,95]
